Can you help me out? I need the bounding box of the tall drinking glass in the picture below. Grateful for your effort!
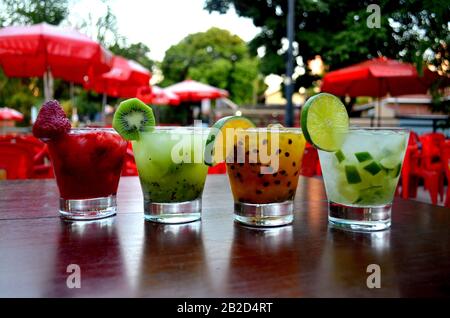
[318,127,409,231]
[47,128,128,220]
[132,127,209,223]
[226,127,305,227]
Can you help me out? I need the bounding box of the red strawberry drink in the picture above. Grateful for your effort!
[33,101,127,220]
[47,129,127,199]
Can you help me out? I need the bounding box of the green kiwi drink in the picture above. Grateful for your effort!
[112,98,209,223]
[132,127,209,203]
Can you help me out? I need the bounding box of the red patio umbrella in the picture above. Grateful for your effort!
[0,107,24,121]
[320,57,444,124]
[87,56,151,98]
[150,86,180,106]
[136,85,153,104]
[0,22,113,100]
[86,56,152,114]
[321,57,437,97]
[165,79,228,102]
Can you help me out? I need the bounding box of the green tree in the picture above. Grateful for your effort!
[75,3,120,47]
[109,41,154,71]
[161,27,259,105]
[205,0,449,87]
[0,0,69,25]
[0,70,41,125]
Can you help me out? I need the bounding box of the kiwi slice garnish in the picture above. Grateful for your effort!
[113,98,155,141]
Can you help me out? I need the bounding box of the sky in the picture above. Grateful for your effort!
[68,0,261,62]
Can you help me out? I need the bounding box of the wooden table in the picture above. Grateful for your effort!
[0,176,449,297]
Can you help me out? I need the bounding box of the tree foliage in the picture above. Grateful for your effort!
[109,41,154,71]
[0,70,41,125]
[0,0,156,121]
[0,0,69,26]
[161,27,260,104]
[205,0,449,85]
[75,3,119,48]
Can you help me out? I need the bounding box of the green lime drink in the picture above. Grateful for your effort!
[318,128,409,230]
[301,93,409,231]
[132,127,209,223]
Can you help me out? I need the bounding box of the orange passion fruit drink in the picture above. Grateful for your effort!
[205,118,305,227]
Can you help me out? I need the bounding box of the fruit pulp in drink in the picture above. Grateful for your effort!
[47,129,127,200]
[132,128,209,203]
[226,129,305,204]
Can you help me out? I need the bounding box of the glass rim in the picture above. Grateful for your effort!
[69,127,116,133]
[71,126,211,133]
[139,126,211,134]
[71,127,114,129]
[348,126,410,132]
[237,127,303,134]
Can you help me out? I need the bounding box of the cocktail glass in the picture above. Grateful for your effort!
[132,127,209,223]
[47,128,128,220]
[318,127,409,231]
[226,127,305,227]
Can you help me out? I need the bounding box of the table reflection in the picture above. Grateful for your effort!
[225,224,299,296]
[310,227,398,297]
[48,217,127,297]
[232,224,294,252]
[136,221,209,297]
[328,226,391,251]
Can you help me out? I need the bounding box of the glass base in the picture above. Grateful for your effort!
[144,198,201,224]
[328,201,391,231]
[59,195,117,220]
[234,200,294,227]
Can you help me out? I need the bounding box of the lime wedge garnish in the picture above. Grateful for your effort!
[204,116,255,166]
[301,93,349,151]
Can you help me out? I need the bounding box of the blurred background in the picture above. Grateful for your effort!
[0,0,447,129]
[0,0,449,206]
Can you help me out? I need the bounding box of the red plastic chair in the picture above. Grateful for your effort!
[315,160,322,176]
[0,135,53,179]
[0,143,35,179]
[121,142,138,176]
[393,131,419,197]
[32,144,54,178]
[301,143,319,177]
[442,140,450,208]
[208,162,226,174]
[409,131,420,146]
[401,144,440,205]
[398,132,419,197]
[419,133,445,201]
[1,134,43,151]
